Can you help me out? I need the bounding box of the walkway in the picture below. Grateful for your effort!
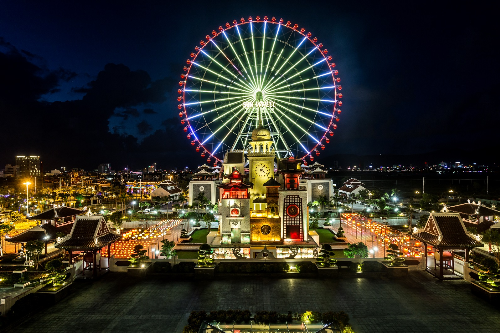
[5,270,500,332]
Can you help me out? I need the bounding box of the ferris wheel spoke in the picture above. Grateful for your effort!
[266,58,327,93]
[273,105,320,145]
[269,71,333,93]
[201,106,247,144]
[268,46,319,90]
[262,107,290,158]
[262,23,281,85]
[192,61,250,91]
[266,84,334,95]
[184,95,250,107]
[186,98,247,120]
[184,89,249,95]
[186,75,248,93]
[199,49,253,91]
[250,23,260,88]
[195,97,252,129]
[267,97,328,131]
[265,94,336,104]
[259,21,267,88]
[235,25,258,87]
[271,106,310,154]
[212,108,249,155]
[232,110,254,150]
[263,37,307,92]
[207,40,255,91]
[267,98,334,118]
[222,31,256,88]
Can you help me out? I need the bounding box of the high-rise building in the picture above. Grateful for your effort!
[16,156,40,177]
[98,163,111,174]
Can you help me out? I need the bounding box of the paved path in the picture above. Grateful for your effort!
[5,270,500,332]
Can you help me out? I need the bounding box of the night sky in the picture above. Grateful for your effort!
[1,1,499,171]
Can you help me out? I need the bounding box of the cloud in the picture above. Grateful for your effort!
[143,108,157,114]
[137,120,153,135]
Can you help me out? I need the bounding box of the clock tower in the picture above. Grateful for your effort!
[247,91,275,206]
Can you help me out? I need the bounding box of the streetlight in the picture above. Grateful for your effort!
[24,181,31,217]
[338,208,343,229]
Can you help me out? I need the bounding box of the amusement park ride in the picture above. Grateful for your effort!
[181,16,342,258]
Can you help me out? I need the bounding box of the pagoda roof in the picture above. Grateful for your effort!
[29,207,83,220]
[413,213,482,249]
[218,182,252,190]
[263,178,281,187]
[56,216,120,250]
[445,202,500,216]
[6,223,74,243]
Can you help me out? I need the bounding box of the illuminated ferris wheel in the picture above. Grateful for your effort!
[178,16,342,164]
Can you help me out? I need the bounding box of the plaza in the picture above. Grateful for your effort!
[5,270,500,332]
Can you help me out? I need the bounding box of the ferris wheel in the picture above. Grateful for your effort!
[178,16,342,164]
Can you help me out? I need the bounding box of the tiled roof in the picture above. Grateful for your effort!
[446,203,500,216]
[56,216,120,250]
[6,223,74,243]
[263,178,281,187]
[413,213,482,248]
[29,207,83,220]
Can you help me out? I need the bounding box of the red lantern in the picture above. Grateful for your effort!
[272,17,277,22]
[337,85,342,91]
[191,141,195,146]
[300,28,306,33]
[187,134,191,139]
[303,161,308,166]
[177,96,182,101]
[293,24,299,30]
[328,56,332,61]
[256,16,261,21]
[310,156,314,161]
[201,153,205,158]
[330,63,336,68]
[336,77,341,82]
[214,163,218,167]
[336,117,340,122]
[329,131,334,136]
[264,16,268,21]
[186,59,191,64]
[233,20,238,25]
[196,147,200,152]
[337,109,342,114]
[338,93,343,98]
[316,151,320,156]
[207,157,211,162]
[183,66,188,72]
[190,53,195,58]
[286,21,291,26]
[248,16,252,22]
[333,124,337,129]
[338,101,342,106]
[180,120,185,125]
[183,127,188,132]
[205,35,210,40]
[326,138,330,143]
[307,32,312,37]
[321,145,325,150]
[240,17,245,23]
[219,26,223,31]
[226,22,231,28]
[279,18,283,23]
[212,30,217,36]
[313,37,318,43]
[178,89,183,94]
[179,112,183,118]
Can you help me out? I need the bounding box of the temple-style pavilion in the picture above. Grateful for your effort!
[56,216,120,278]
[413,212,482,280]
[28,206,83,226]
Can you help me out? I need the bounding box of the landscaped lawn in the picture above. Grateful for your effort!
[312,228,336,244]
[189,228,211,243]
[176,251,198,259]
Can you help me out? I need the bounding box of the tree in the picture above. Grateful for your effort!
[316,244,337,267]
[482,229,500,263]
[343,242,369,258]
[385,244,405,266]
[417,214,429,228]
[160,240,177,258]
[202,213,214,233]
[197,243,214,267]
[309,212,320,230]
[0,220,13,256]
[45,258,67,286]
[129,244,148,266]
[25,240,44,269]
[317,195,330,213]
[376,198,387,216]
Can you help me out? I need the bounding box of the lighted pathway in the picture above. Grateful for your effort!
[5,270,500,332]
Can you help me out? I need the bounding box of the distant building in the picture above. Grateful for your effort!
[16,155,40,177]
[3,164,19,177]
[338,178,366,197]
[98,163,111,174]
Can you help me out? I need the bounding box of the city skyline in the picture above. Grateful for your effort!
[1,1,499,171]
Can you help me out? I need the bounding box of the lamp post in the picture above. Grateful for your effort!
[24,181,31,217]
[338,208,343,229]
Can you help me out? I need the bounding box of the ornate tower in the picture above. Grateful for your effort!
[247,91,275,207]
[278,157,309,241]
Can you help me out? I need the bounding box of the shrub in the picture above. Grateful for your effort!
[296,261,318,274]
